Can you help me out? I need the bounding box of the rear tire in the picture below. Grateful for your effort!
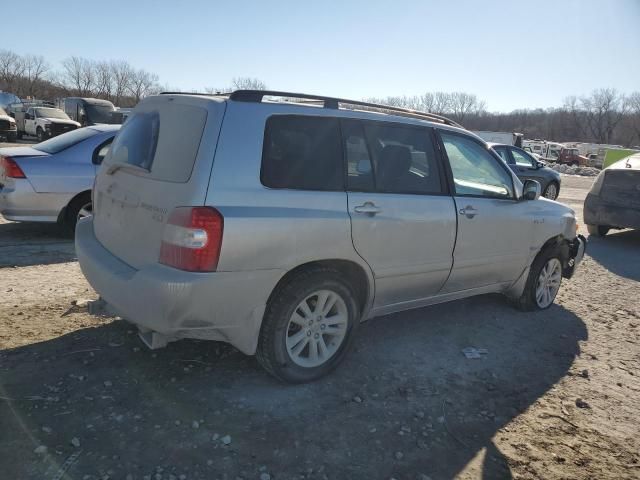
[543,181,559,200]
[587,224,609,237]
[64,192,92,234]
[256,267,360,383]
[514,245,563,311]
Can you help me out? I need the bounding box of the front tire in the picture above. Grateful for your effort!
[256,267,360,383]
[543,181,559,200]
[515,246,563,311]
[36,127,44,142]
[587,224,609,237]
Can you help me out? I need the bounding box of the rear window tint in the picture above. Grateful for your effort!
[106,103,208,182]
[261,115,343,191]
[109,112,159,170]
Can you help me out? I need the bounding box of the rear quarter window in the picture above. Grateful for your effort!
[109,112,159,170]
[107,103,208,182]
[261,115,343,191]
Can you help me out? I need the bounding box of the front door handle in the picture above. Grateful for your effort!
[354,202,382,216]
[459,205,478,218]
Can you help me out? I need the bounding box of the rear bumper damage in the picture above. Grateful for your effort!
[75,217,284,355]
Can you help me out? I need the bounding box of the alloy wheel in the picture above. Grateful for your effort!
[285,289,348,368]
[77,202,93,222]
[535,258,562,308]
[544,183,558,200]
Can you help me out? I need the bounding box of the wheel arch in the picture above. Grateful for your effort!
[57,189,91,224]
[266,259,373,319]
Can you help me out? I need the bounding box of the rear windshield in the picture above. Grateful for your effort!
[105,102,207,182]
[33,128,99,154]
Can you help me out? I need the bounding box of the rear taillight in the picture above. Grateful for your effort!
[159,207,224,272]
[1,156,26,178]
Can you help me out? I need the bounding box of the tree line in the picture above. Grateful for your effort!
[368,89,640,147]
[2,48,639,146]
[0,49,266,108]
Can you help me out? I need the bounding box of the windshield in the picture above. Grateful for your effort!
[86,103,115,123]
[35,108,70,120]
[33,128,99,154]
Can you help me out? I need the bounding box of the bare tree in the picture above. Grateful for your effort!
[128,69,159,102]
[94,61,114,100]
[0,49,25,93]
[110,60,134,105]
[449,92,485,123]
[62,56,95,96]
[231,77,267,90]
[579,88,628,144]
[22,55,49,98]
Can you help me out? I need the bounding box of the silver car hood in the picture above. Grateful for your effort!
[0,146,49,158]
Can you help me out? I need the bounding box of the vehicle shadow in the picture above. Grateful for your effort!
[586,229,640,282]
[0,220,74,268]
[0,295,586,479]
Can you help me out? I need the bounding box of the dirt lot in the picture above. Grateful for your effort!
[1,175,639,480]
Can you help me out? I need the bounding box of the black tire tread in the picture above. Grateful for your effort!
[256,266,358,383]
[514,244,562,312]
[64,192,92,235]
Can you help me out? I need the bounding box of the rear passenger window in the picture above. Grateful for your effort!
[343,120,374,192]
[261,116,343,191]
[363,122,443,195]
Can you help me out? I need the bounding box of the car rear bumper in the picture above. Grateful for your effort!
[584,193,640,230]
[0,178,64,222]
[75,217,283,355]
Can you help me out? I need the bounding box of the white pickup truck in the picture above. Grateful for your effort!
[18,106,80,141]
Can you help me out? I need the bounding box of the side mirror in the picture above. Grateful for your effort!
[536,161,545,169]
[522,180,541,201]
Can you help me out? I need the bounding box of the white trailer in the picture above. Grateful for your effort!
[472,131,523,147]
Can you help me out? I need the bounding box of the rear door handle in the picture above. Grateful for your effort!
[354,202,382,216]
[459,205,478,218]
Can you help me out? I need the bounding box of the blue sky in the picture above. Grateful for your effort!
[4,0,639,111]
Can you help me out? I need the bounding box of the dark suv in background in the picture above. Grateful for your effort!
[59,97,119,126]
[491,143,562,200]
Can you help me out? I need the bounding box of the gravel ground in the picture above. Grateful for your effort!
[1,175,639,480]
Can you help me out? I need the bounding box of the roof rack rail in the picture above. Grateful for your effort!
[229,90,462,128]
[160,91,231,97]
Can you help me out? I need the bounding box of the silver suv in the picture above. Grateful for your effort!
[76,90,586,383]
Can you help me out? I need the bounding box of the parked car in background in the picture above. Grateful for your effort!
[59,97,120,126]
[0,91,20,109]
[557,147,589,167]
[75,90,585,383]
[0,125,120,231]
[15,106,80,141]
[490,143,562,200]
[0,107,17,142]
[472,130,523,147]
[584,153,640,236]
